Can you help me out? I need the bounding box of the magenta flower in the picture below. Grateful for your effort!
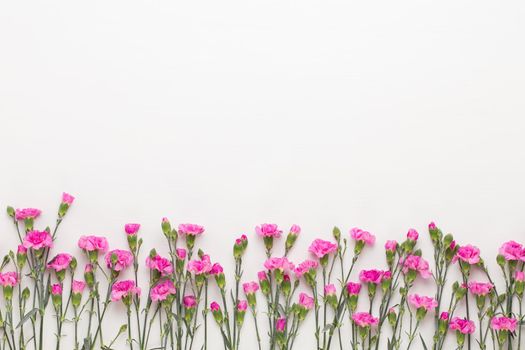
[146,254,173,276]
[499,241,525,261]
[178,223,205,236]
[263,257,295,272]
[183,295,197,308]
[235,234,248,246]
[408,294,438,311]
[352,312,379,327]
[467,281,493,296]
[349,227,375,245]
[406,229,419,241]
[17,245,27,255]
[324,284,336,296]
[359,269,383,284]
[51,283,63,295]
[276,317,287,332]
[346,282,361,295]
[72,280,86,294]
[385,240,397,252]
[176,248,187,260]
[0,272,19,287]
[210,301,220,312]
[47,253,73,271]
[61,192,75,205]
[401,255,432,279]
[187,255,213,275]
[490,316,517,332]
[243,281,259,295]
[105,249,133,272]
[449,317,476,334]
[124,223,140,235]
[289,224,301,235]
[237,300,248,311]
[151,280,176,302]
[298,292,314,310]
[308,239,338,259]
[516,271,525,282]
[15,208,41,221]
[23,230,53,250]
[440,312,449,320]
[294,260,318,278]
[257,271,268,281]
[111,280,141,302]
[428,222,437,230]
[78,235,108,252]
[255,223,282,238]
[453,244,480,265]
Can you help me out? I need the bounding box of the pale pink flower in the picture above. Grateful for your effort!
[0,272,18,287]
[183,295,197,308]
[346,282,361,295]
[294,260,318,278]
[187,255,212,275]
[499,241,525,261]
[349,228,375,245]
[467,281,493,296]
[289,224,301,235]
[408,294,438,311]
[385,240,397,252]
[324,284,336,296]
[454,244,480,265]
[23,230,53,250]
[359,269,383,284]
[255,223,282,238]
[243,281,259,295]
[308,239,338,259]
[237,300,248,311]
[515,271,525,282]
[78,235,108,252]
[263,257,295,272]
[151,280,176,302]
[105,249,133,271]
[146,254,173,276]
[490,316,517,331]
[72,280,86,294]
[178,223,205,236]
[111,280,141,302]
[276,317,287,332]
[61,192,75,205]
[124,223,140,235]
[449,317,476,334]
[352,312,379,327]
[257,271,268,281]
[298,292,314,309]
[47,253,73,271]
[15,208,41,221]
[51,283,63,295]
[406,229,419,241]
[401,255,432,279]
[176,248,187,260]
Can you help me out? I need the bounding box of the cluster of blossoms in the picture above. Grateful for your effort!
[0,195,524,350]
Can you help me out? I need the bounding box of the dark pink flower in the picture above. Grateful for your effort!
[449,317,475,334]
[105,249,133,271]
[346,282,361,295]
[385,240,397,252]
[111,280,141,302]
[359,269,383,284]
[0,272,18,287]
[23,230,53,250]
[490,316,517,331]
[210,263,224,275]
[151,280,176,302]
[146,254,173,276]
[406,229,419,241]
[51,283,63,295]
[454,244,480,265]
[183,295,197,308]
[61,193,75,205]
[237,300,248,311]
[298,292,314,309]
[124,223,140,235]
[176,248,187,260]
[352,312,379,327]
[210,301,220,312]
[255,223,282,238]
[440,312,449,320]
[47,253,73,271]
[276,317,287,332]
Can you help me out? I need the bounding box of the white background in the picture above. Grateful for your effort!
[1,1,525,349]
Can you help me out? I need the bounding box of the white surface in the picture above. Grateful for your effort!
[1,1,525,349]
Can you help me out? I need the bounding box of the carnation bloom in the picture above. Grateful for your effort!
[243,281,259,295]
[352,312,379,327]
[490,316,517,332]
[47,253,73,271]
[255,223,282,238]
[264,257,295,272]
[62,192,75,205]
[349,228,375,245]
[467,281,493,296]
[17,245,27,255]
[359,269,383,284]
[276,317,287,332]
[308,239,338,259]
[346,282,361,295]
[289,224,301,235]
[183,295,197,308]
[51,283,63,295]
[78,235,109,252]
[324,284,336,296]
[111,280,141,302]
[516,271,525,282]
[210,301,220,312]
[408,294,438,311]
[105,249,133,271]
[146,254,173,276]
[294,260,318,278]
[440,312,449,320]
[210,263,224,275]
[454,244,480,265]
[257,271,268,281]
[151,280,176,302]
[401,255,432,279]
[72,280,86,294]
[0,272,19,287]
[385,240,397,252]
[187,255,213,275]
[176,248,187,260]
[235,234,248,246]
[406,229,419,241]
[498,241,525,261]
[449,317,476,334]
[237,300,248,311]
[124,223,140,235]
[15,208,42,221]
[23,230,53,250]
[178,223,205,236]
[428,222,437,230]
[298,292,314,309]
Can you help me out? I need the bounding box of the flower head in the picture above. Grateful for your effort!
[308,239,338,259]
[298,292,314,310]
[352,312,379,327]
[490,316,517,332]
[276,317,287,332]
[47,253,73,271]
[406,229,419,241]
[449,317,475,334]
[255,223,282,238]
[454,244,480,265]
[401,255,432,279]
[324,284,337,296]
[499,241,524,261]
[346,282,361,295]
[105,249,133,272]
[111,280,141,302]
[23,230,53,250]
[264,257,295,272]
[0,272,19,287]
[187,255,213,275]
[125,223,140,235]
[467,281,493,296]
[72,280,86,294]
[385,240,397,252]
[176,248,187,260]
[146,254,173,276]
[183,295,197,308]
[15,208,41,221]
[359,269,383,284]
[178,223,205,236]
[51,283,63,295]
[151,280,176,302]
[294,260,318,278]
[243,281,259,295]
[61,192,75,205]
[408,294,437,311]
[289,224,301,235]
[350,228,375,245]
[78,235,109,252]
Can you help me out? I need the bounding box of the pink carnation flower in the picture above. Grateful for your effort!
[146,254,173,276]
[385,240,397,252]
[72,280,86,294]
[0,272,19,287]
[346,282,361,295]
[499,241,525,261]
[23,230,53,250]
[51,283,63,295]
[61,192,75,205]
[255,223,282,238]
[308,239,338,259]
[406,229,419,241]
[449,317,476,334]
[516,271,525,282]
[78,235,109,252]
[237,300,248,311]
[176,248,187,260]
[210,301,220,312]
[151,280,176,302]
[401,255,432,279]
[111,280,141,302]
[187,255,212,275]
[453,244,480,265]
[263,257,295,272]
[294,260,318,278]
[440,312,449,320]
[349,228,375,245]
[210,263,224,275]
[352,312,379,327]
[47,253,73,271]
[257,271,268,281]
[408,294,438,311]
[178,223,205,236]
[15,208,41,221]
[124,223,140,235]
[490,316,517,332]
[298,292,314,309]
[289,224,301,235]
[467,281,493,296]
[183,295,197,308]
[324,284,336,296]
[359,269,383,284]
[105,249,133,271]
[243,281,259,295]
[276,317,287,332]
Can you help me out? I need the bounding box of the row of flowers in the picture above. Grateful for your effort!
[0,194,523,350]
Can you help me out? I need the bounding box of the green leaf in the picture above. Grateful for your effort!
[16,308,38,328]
[420,334,428,350]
